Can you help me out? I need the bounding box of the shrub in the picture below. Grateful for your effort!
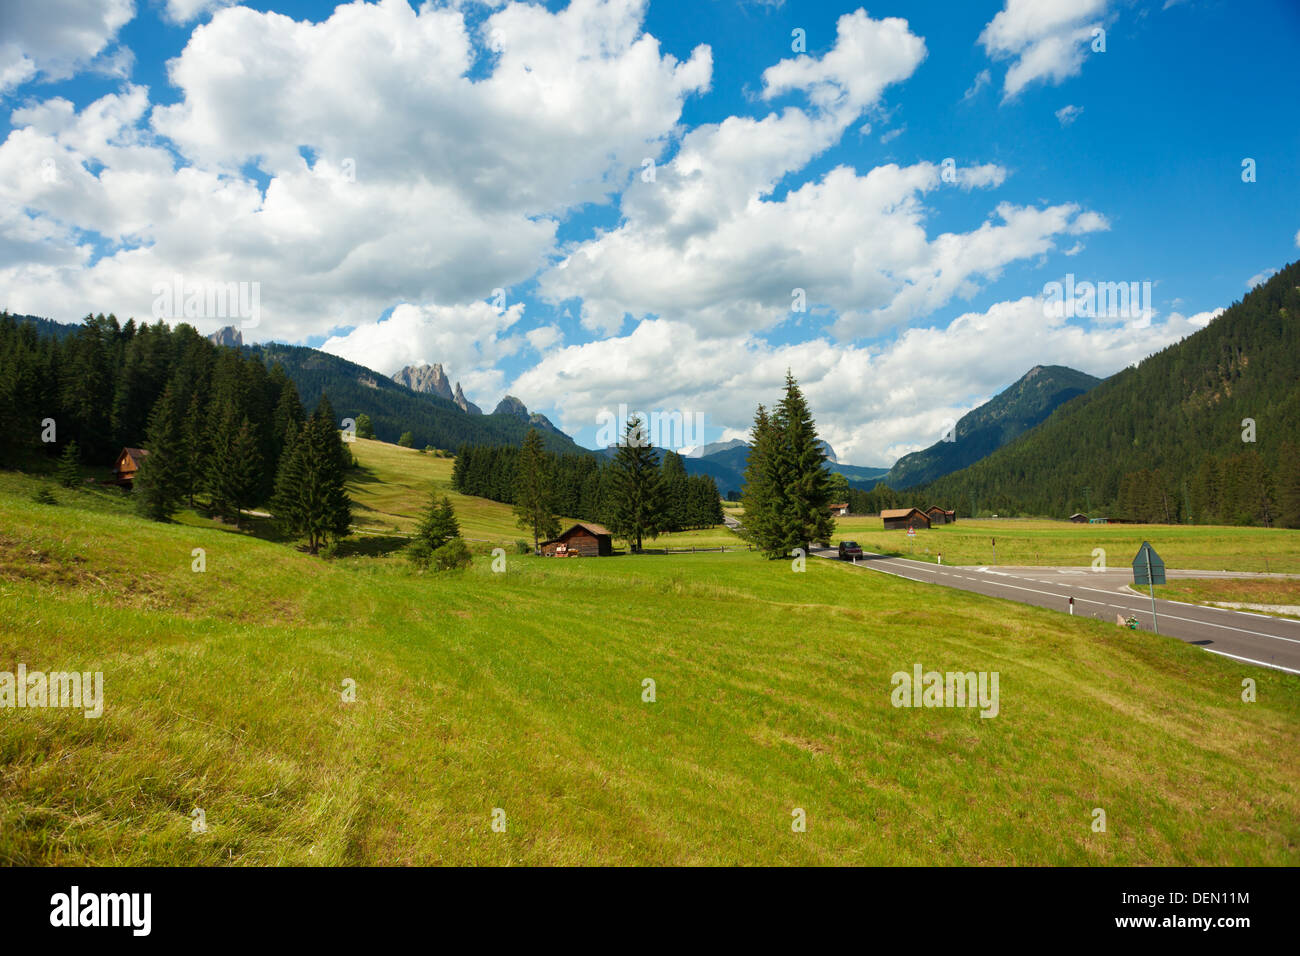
[398,431,414,447]
[514,539,531,554]
[430,538,472,572]
[32,488,56,505]
[406,538,433,569]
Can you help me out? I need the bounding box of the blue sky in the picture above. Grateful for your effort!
[1,0,1297,464]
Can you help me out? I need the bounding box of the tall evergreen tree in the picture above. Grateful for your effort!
[740,405,784,556]
[660,450,690,532]
[513,428,560,551]
[271,397,353,554]
[180,391,208,507]
[605,416,665,552]
[771,371,835,553]
[206,400,259,525]
[135,383,186,521]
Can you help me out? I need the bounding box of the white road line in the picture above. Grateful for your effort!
[1202,648,1300,675]
[862,555,1300,647]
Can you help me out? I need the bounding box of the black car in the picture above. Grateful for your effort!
[838,540,863,561]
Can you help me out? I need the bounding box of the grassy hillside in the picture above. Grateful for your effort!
[346,437,742,550]
[2,477,1298,865]
[830,516,1300,573]
[346,438,524,542]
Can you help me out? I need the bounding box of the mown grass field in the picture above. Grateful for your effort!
[2,471,1298,865]
[344,437,745,551]
[832,516,1300,573]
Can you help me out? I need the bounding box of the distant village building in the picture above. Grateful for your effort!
[881,507,931,531]
[828,502,850,517]
[111,447,149,486]
[1069,513,1089,523]
[926,506,956,525]
[540,523,614,557]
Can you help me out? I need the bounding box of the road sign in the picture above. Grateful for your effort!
[907,527,916,537]
[1132,542,1166,586]
[1132,541,1165,634]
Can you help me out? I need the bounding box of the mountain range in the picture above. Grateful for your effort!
[881,365,1102,489]
[26,304,1269,517]
[393,362,483,415]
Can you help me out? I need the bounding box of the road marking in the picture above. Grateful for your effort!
[860,554,1300,647]
[1202,648,1300,675]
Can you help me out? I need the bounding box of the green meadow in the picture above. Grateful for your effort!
[832,516,1300,573]
[344,438,748,551]
[2,463,1299,865]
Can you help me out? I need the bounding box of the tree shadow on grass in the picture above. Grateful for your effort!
[346,462,384,486]
[187,509,296,544]
[334,534,412,558]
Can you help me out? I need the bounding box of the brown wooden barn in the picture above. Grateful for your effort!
[828,502,850,517]
[1069,513,1089,523]
[926,506,956,525]
[111,447,150,486]
[881,507,930,530]
[540,522,613,557]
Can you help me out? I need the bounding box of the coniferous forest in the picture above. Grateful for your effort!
[452,437,725,535]
[0,311,353,546]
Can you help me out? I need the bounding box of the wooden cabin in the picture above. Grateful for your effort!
[1069,513,1089,523]
[828,502,850,517]
[540,522,613,557]
[111,447,150,486]
[881,507,930,531]
[926,506,956,525]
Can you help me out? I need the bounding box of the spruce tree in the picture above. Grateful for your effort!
[216,418,262,529]
[271,398,353,554]
[660,450,690,532]
[513,428,560,551]
[56,439,81,488]
[135,384,186,521]
[180,391,208,507]
[605,416,665,552]
[272,378,306,459]
[740,404,784,556]
[415,495,461,551]
[772,371,835,553]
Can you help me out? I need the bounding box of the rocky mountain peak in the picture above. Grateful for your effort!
[453,382,482,415]
[393,363,453,401]
[208,326,243,348]
[493,395,530,419]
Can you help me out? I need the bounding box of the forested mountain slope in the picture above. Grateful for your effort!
[918,261,1300,525]
[882,365,1101,489]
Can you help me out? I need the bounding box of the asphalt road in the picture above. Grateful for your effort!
[811,549,1300,674]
